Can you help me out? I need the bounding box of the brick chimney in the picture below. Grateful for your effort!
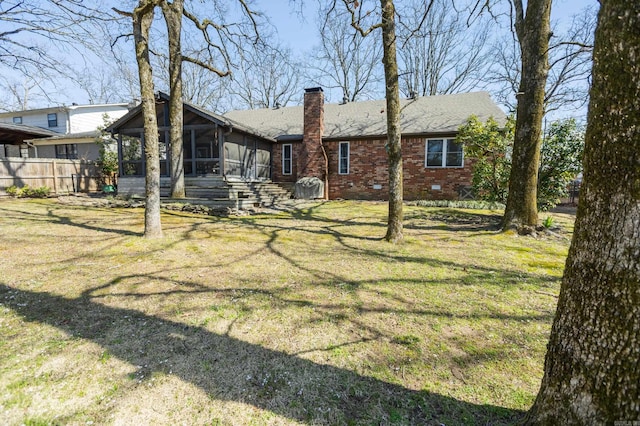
[299,87,326,179]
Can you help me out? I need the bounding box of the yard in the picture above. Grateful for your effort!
[0,198,574,425]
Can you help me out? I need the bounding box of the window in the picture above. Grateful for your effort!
[338,141,350,174]
[425,138,463,168]
[13,117,22,124]
[55,144,78,159]
[47,113,58,128]
[282,144,292,175]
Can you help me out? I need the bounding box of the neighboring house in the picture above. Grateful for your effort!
[0,122,58,157]
[22,131,106,161]
[108,89,506,201]
[0,103,130,159]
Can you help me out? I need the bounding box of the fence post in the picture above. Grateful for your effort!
[51,159,58,194]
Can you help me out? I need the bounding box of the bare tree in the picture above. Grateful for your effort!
[487,5,596,115]
[310,3,383,102]
[74,65,137,105]
[526,1,640,422]
[0,0,118,108]
[338,0,411,243]
[160,0,186,199]
[397,0,493,97]
[0,0,107,73]
[181,61,233,112]
[378,0,403,243]
[544,6,596,115]
[0,75,50,111]
[499,0,552,231]
[112,0,263,235]
[231,40,302,109]
[114,1,164,238]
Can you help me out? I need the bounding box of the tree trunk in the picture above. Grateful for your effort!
[161,0,186,199]
[526,1,640,423]
[133,2,163,238]
[380,0,403,243]
[501,0,551,231]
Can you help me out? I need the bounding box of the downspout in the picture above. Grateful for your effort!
[25,141,38,158]
[65,107,71,133]
[320,140,329,200]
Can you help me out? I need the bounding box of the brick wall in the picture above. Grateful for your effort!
[271,142,298,183]
[298,88,326,179]
[323,136,473,201]
[269,86,472,200]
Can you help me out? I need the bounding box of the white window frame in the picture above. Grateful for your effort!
[425,138,464,168]
[282,144,292,175]
[338,141,350,175]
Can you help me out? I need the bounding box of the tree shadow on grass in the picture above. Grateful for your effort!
[0,204,142,237]
[0,283,526,425]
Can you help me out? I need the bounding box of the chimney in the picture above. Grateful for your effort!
[299,87,325,180]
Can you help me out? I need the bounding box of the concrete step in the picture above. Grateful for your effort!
[159,179,293,209]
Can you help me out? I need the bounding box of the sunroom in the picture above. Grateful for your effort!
[106,93,275,197]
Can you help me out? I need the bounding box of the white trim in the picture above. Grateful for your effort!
[425,138,464,168]
[282,143,292,175]
[338,141,350,175]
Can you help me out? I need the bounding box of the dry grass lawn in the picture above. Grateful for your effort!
[0,198,575,425]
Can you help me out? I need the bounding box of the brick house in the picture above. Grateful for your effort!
[225,88,506,200]
[106,89,505,202]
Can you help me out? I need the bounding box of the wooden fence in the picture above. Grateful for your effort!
[0,157,101,194]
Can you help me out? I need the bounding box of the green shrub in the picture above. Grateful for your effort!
[5,185,51,198]
[29,186,51,198]
[542,216,555,229]
[5,185,18,196]
[456,115,515,204]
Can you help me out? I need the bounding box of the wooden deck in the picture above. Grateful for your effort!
[117,176,293,209]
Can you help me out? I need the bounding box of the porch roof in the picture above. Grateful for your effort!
[0,122,58,145]
[106,92,276,143]
[24,130,102,146]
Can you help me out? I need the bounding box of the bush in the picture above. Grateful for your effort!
[457,116,584,211]
[5,185,51,198]
[456,115,515,204]
[5,185,18,196]
[538,118,585,210]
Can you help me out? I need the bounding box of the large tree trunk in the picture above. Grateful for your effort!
[501,0,551,231]
[381,0,403,243]
[526,1,640,423]
[133,2,163,238]
[161,0,185,199]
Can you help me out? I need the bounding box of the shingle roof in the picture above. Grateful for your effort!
[106,92,277,142]
[0,122,58,144]
[0,122,58,136]
[223,91,506,141]
[30,130,100,141]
